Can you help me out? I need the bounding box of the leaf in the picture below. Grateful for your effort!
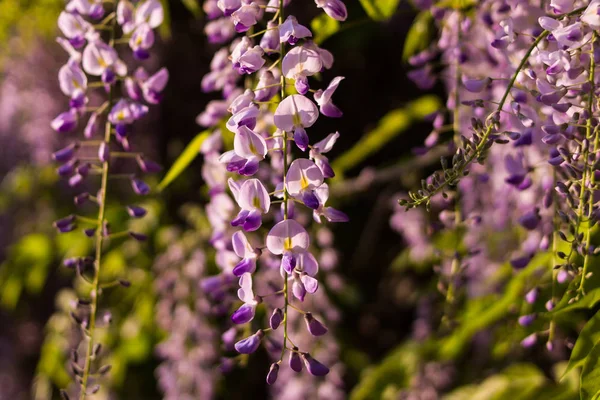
[349,342,421,400]
[359,0,400,21]
[553,287,600,316]
[581,340,600,399]
[439,252,551,359]
[444,364,546,400]
[158,130,211,191]
[563,309,600,379]
[158,0,171,39]
[311,13,340,45]
[402,11,434,62]
[332,95,440,176]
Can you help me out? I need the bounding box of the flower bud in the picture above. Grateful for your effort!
[303,312,328,336]
[270,308,283,330]
[266,363,279,385]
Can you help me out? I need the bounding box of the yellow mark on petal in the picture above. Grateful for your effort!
[72,78,80,89]
[284,237,293,251]
[97,57,107,68]
[300,174,309,190]
[292,113,302,126]
[253,196,261,209]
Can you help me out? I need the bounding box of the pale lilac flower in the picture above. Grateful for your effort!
[582,0,600,29]
[231,273,259,324]
[226,104,259,133]
[205,18,236,44]
[219,125,267,175]
[231,37,265,74]
[260,21,280,54]
[231,231,260,276]
[279,16,312,45]
[135,0,165,29]
[313,184,349,222]
[282,46,322,94]
[315,0,348,21]
[108,99,148,136]
[254,69,279,101]
[461,76,491,93]
[141,67,169,104]
[550,0,574,13]
[274,95,319,151]
[82,40,127,82]
[286,159,324,209]
[217,0,241,16]
[56,37,82,62]
[266,219,310,274]
[232,3,260,33]
[305,41,334,69]
[314,76,344,117]
[129,23,155,60]
[117,0,135,33]
[491,18,514,49]
[204,0,221,19]
[57,11,91,48]
[309,132,338,178]
[58,60,88,101]
[230,178,270,231]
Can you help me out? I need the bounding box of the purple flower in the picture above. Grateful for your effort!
[266,363,279,385]
[129,23,155,60]
[289,349,303,372]
[270,308,283,330]
[217,0,241,16]
[117,0,135,33]
[279,16,312,45]
[462,76,491,93]
[260,21,280,54]
[316,0,347,20]
[231,3,260,33]
[134,0,165,29]
[58,60,88,101]
[231,37,265,74]
[301,353,329,376]
[274,95,319,151]
[313,183,349,222]
[286,159,324,209]
[219,126,267,175]
[231,231,259,276]
[58,11,92,48]
[229,178,270,231]
[310,132,338,178]
[254,69,279,101]
[231,273,258,324]
[303,312,328,336]
[82,40,126,78]
[282,46,322,94]
[127,205,148,218]
[234,330,264,354]
[131,178,151,195]
[51,109,78,133]
[266,219,310,274]
[314,76,344,117]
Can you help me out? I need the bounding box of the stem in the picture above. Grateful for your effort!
[278,0,290,363]
[578,33,597,295]
[79,16,117,400]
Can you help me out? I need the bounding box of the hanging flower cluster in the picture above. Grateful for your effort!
[197,0,348,385]
[51,1,167,398]
[400,0,600,352]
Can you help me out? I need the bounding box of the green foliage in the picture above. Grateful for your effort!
[439,253,551,359]
[311,13,340,45]
[563,310,600,379]
[581,341,600,399]
[359,0,400,21]
[332,95,441,177]
[158,130,211,191]
[553,287,600,315]
[402,11,434,62]
[349,342,421,400]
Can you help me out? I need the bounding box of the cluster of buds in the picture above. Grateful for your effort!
[197,0,348,385]
[51,1,167,398]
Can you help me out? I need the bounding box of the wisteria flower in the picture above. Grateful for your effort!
[220,126,267,175]
[231,231,260,276]
[279,16,312,45]
[58,60,88,107]
[231,37,265,74]
[82,39,127,83]
[231,273,259,324]
[309,132,338,178]
[231,3,260,33]
[266,219,310,274]
[58,11,92,48]
[286,158,324,209]
[229,178,270,231]
[51,109,78,133]
[282,45,322,94]
[314,76,344,117]
[315,0,348,21]
[129,23,155,60]
[134,0,165,29]
[274,94,319,151]
[312,184,349,223]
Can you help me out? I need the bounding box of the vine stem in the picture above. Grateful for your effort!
[578,32,597,296]
[278,0,290,362]
[78,14,116,400]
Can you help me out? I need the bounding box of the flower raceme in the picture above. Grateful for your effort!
[197,0,349,386]
[51,1,167,398]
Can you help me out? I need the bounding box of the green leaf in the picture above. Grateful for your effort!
[402,11,434,62]
[581,340,600,399]
[563,309,600,379]
[359,0,400,21]
[311,13,340,45]
[349,342,421,400]
[332,95,440,176]
[553,287,600,316]
[158,130,211,191]
[439,252,551,359]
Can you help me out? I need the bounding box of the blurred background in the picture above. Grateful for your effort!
[0,1,582,399]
